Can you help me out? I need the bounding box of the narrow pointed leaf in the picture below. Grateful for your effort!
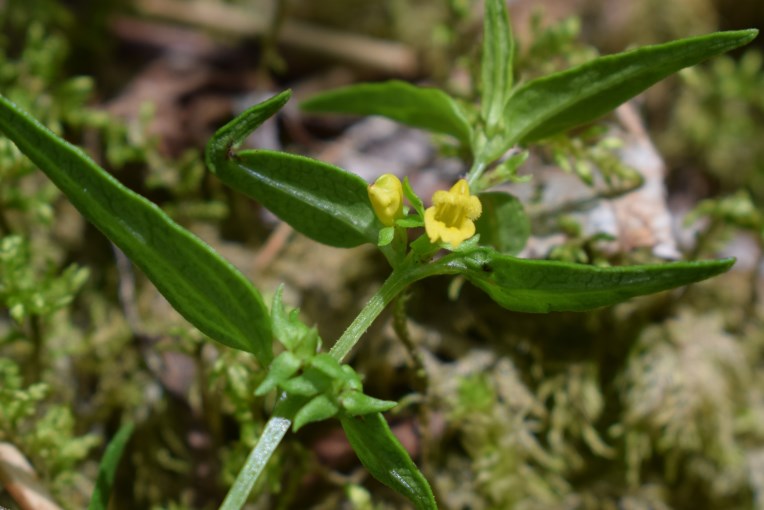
[281,368,331,397]
[88,423,134,510]
[481,0,514,130]
[301,80,472,145]
[0,95,272,362]
[438,247,734,312]
[270,285,321,355]
[234,150,379,247]
[254,351,302,396]
[310,353,344,380]
[402,177,425,218]
[340,392,397,416]
[206,91,379,247]
[293,394,339,431]
[340,413,436,510]
[503,29,758,146]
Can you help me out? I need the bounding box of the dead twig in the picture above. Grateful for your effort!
[133,0,419,76]
[0,443,62,510]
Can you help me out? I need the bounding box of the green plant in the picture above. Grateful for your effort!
[0,357,100,503]
[88,423,134,510]
[0,1,756,508]
[0,16,220,509]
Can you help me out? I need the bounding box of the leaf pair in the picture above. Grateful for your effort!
[199,86,737,317]
[302,28,757,163]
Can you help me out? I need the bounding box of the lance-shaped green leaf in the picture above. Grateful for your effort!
[340,392,397,416]
[436,247,734,312]
[293,394,340,431]
[254,351,302,397]
[481,0,514,132]
[340,413,436,510]
[206,91,379,248]
[301,80,473,146]
[502,29,758,148]
[88,423,134,510]
[234,151,379,247]
[0,95,273,363]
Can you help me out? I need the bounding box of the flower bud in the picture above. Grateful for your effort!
[368,173,404,227]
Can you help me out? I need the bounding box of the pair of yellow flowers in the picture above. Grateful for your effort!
[368,174,482,249]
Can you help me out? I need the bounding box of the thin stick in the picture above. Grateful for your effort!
[133,0,418,76]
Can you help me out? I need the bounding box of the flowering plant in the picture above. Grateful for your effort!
[0,0,756,507]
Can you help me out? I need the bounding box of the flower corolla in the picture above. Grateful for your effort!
[424,179,482,248]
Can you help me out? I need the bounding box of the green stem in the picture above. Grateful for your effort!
[329,259,447,362]
[220,252,465,509]
[466,159,487,189]
[219,414,291,510]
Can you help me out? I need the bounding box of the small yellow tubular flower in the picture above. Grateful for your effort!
[368,173,404,227]
[424,179,482,248]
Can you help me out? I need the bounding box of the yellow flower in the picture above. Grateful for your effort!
[424,179,482,248]
[368,173,404,227]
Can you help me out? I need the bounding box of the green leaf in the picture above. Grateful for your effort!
[281,367,331,397]
[443,247,734,312]
[340,392,397,416]
[481,0,514,131]
[340,413,436,510]
[310,353,344,380]
[378,226,395,247]
[271,285,321,356]
[340,365,363,392]
[254,351,302,396]
[301,80,472,146]
[206,91,379,248]
[293,394,340,431]
[502,29,758,147]
[396,217,425,228]
[402,177,425,218]
[88,423,134,510]
[236,150,379,248]
[0,95,273,363]
[474,192,530,255]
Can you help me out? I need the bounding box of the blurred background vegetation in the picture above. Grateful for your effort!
[0,1,763,509]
